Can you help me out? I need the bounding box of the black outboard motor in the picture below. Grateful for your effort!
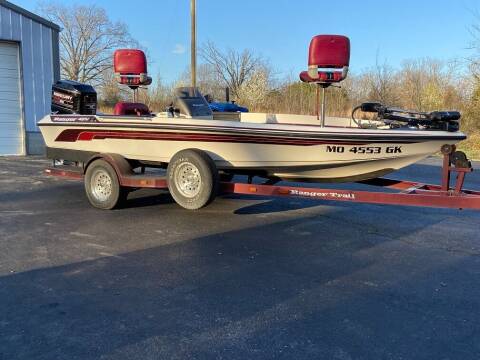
[51,80,97,115]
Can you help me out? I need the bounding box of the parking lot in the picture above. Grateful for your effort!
[1,156,480,360]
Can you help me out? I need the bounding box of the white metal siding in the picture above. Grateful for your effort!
[0,2,59,154]
[0,42,23,155]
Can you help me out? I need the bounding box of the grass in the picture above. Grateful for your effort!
[458,133,480,161]
[97,105,114,114]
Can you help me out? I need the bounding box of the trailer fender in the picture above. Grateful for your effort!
[84,153,134,181]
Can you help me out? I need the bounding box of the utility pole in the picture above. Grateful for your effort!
[191,0,197,89]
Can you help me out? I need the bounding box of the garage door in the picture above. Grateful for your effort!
[0,42,23,155]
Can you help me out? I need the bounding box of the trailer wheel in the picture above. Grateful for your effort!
[167,149,219,210]
[85,159,127,210]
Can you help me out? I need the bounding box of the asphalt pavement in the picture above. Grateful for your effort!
[0,156,479,360]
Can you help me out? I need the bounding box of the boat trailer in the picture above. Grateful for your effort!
[45,146,480,211]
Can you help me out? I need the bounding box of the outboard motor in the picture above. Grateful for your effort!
[51,80,97,115]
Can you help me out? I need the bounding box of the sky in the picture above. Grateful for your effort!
[12,0,480,83]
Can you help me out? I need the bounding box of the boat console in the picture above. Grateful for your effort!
[170,87,213,118]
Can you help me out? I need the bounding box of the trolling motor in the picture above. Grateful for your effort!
[352,102,461,132]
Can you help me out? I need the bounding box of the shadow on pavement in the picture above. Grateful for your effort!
[1,210,479,360]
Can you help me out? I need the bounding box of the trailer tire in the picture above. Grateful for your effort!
[84,159,127,210]
[167,149,219,210]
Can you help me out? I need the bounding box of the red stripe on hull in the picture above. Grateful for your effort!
[54,129,369,146]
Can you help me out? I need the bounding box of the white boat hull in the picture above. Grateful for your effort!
[38,114,466,182]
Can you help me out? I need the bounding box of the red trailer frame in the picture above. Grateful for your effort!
[45,150,480,211]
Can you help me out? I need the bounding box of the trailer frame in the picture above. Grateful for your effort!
[44,149,480,211]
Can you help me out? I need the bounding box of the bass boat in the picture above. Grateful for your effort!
[39,35,466,183]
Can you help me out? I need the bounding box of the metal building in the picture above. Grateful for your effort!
[0,0,60,155]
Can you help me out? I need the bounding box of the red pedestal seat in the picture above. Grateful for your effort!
[114,49,152,87]
[300,35,350,84]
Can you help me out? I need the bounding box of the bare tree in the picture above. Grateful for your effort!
[400,59,428,110]
[39,2,137,85]
[199,41,266,97]
[176,63,227,101]
[398,58,465,111]
[97,69,130,107]
[236,68,270,109]
[364,59,399,106]
[468,10,480,79]
[144,75,175,112]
